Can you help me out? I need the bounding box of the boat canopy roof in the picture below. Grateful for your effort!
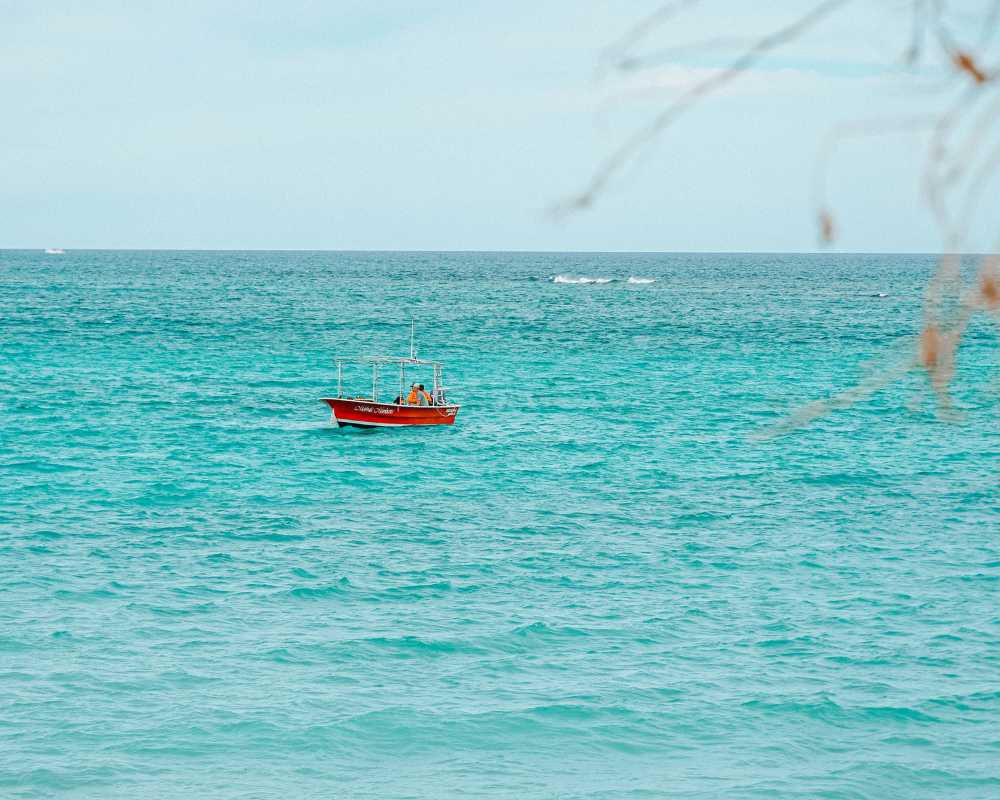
[335,355,443,368]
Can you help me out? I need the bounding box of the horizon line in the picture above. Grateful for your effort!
[0,247,984,256]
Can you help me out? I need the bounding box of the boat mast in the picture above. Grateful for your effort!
[409,318,415,360]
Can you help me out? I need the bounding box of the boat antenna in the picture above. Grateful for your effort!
[409,318,415,360]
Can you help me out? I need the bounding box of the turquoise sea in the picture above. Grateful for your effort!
[1,250,998,799]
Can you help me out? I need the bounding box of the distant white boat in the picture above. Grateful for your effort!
[44,248,65,255]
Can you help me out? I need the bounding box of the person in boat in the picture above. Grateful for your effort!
[406,383,421,405]
[406,383,431,406]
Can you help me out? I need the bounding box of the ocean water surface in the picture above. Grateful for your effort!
[1,250,998,799]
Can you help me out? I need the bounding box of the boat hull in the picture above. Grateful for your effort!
[321,398,459,428]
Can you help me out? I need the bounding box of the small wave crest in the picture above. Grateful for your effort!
[550,275,656,285]
[551,274,613,285]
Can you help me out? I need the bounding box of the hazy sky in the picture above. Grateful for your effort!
[3,1,997,252]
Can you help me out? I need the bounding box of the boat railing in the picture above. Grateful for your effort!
[334,355,451,406]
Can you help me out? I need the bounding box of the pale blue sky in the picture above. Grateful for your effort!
[2,1,996,252]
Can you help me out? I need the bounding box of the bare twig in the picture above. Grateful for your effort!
[599,0,704,78]
[556,0,852,217]
[572,0,1000,436]
[753,345,917,440]
[811,114,940,245]
[610,36,755,72]
[904,0,928,64]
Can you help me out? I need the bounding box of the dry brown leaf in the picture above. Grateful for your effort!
[953,51,989,84]
[818,209,835,244]
[920,324,941,368]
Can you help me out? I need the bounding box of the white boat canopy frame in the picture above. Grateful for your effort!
[334,355,448,406]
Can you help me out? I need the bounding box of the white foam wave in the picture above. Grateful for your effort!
[627,276,656,284]
[552,274,613,285]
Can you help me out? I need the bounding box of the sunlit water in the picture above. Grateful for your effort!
[1,250,998,799]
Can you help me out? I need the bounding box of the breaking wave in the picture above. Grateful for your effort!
[551,275,657,285]
[552,274,614,285]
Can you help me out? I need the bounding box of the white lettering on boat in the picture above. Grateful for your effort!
[354,405,395,415]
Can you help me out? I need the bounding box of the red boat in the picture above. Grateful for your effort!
[321,354,460,428]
